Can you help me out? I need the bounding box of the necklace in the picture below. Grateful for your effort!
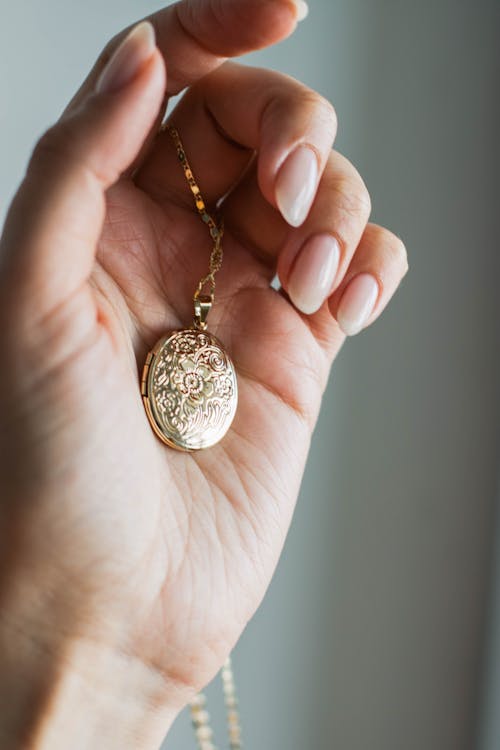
[141,124,238,451]
[143,127,244,746]
[190,656,243,750]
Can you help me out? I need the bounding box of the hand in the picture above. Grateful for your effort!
[0,1,407,747]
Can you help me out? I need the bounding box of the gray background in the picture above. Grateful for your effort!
[1,1,499,749]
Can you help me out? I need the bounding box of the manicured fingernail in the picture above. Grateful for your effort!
[288,235,340,314]
[289,0,309,21]
[337,273,379,336]
[96,21,156,94]
[275,146,319,227]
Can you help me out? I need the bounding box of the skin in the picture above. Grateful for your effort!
[0,1,408,747]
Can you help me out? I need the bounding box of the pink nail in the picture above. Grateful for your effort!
[288,234,340,314]
[96,21,156,94]
[337,273,379,336]
[275,146,319,227]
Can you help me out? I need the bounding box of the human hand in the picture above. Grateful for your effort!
[0,1,407,747]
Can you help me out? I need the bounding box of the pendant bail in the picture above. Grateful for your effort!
[193,295,212,330]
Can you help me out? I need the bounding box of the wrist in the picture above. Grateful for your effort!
[0,598,186,750]
[30,640,180,750]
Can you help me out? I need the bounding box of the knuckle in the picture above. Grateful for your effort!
[334,171,372,223]
[312,93,337,139]
[265,82,337,138]
[369,225,409,275]
[388,234,409,274]
[30,120,76,175]
[307,92,337,137]
[295,88,336,125]
[318,95,337,130]
[29,119,109,188]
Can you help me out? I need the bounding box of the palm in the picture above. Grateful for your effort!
[70,171,340,689]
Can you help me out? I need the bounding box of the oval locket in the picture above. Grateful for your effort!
[141,328,238,451]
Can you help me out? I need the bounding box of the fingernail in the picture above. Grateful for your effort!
[337,273,379,336]
[96,21,156,94]
[275,146,319,227]
[289,0,309,22]
[288,235,340,315]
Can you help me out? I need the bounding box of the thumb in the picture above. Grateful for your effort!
[0,21,165,320]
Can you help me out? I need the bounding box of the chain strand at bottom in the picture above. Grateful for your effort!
[189,656,243,750]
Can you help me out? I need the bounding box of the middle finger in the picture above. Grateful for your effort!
[134,61,337,221]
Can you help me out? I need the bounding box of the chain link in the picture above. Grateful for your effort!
[165,124,225,307]
[189,657,243,750]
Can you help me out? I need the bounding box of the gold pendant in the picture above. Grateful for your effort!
[142,124,237,450]
[141,302,237,451]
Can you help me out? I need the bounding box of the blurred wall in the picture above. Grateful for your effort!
[1,1,499,749]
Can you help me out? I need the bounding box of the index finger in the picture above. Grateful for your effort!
[64,0,306,114]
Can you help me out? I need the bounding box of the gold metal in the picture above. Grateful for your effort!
[189,656,243,750]
[142,329,238,451]
[141,123,238,452]
[221,657,243,750]
[194,295,212,331]
[166,123,225,321]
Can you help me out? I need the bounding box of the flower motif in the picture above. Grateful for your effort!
[170,331,209,355]
[181,370,203,397]
[160,390,179,417]
[172,357,213,402]
[214,375,233,398]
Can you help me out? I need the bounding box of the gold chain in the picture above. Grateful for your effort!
[163,123,225,330]
[190,656,243,750]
